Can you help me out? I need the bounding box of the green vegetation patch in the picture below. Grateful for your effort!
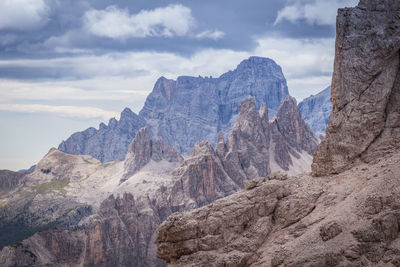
[32,179,70,195]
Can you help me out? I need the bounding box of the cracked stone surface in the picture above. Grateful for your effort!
[312,0,400,176]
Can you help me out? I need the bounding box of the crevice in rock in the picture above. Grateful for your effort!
[360,50,400,162]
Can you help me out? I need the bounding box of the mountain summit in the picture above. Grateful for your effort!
[58,56,290,160]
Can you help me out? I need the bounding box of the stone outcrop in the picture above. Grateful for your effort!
[270,97,318,171]
[58,107,146,162]
[59,57,290,162]
[0,95,319,266]
[0,170,24,194]
[155,1,400,266]
[298,86,332,137]
[141,57,289,154]
[312,0,400,176]
[122,127,183,181]
[168,97,317,211]
[156,151,400,266]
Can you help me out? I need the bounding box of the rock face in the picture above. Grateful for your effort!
[140,57,289,154]
[59,57,290,162]
[122,127,183,181]
[155,1,400,266]
[156,151,400,267]
[298,86,332,137]
[58,107,146,162]
[0,96,318,267]
[168,97,317,210]
[0,170,24,194]
[312,0,400,176]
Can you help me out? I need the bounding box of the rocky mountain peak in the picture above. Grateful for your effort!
[312,0,400,176]
[226,98,269,153]
[298,86,332,137]
[190,141,216,157]
[59,57,290,161]
[234,56,285,80]
[275,96,318,156]
[123,127,183,180]
[152,76,176,102]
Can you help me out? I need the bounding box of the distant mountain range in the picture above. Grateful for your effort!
[58,56,293,162]
[298,86,332,138]
[0,96,318,266]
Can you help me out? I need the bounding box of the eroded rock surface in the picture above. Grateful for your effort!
[312,0,400,176]
[58,108,146,163]
[298,86,332,138]
[156,151,400,267]
[59,57,290,162]
[123,127,183,181]
[140,57,290,155]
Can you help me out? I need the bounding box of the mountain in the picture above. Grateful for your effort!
[58,107,146,162]
[140,57,289,154]
[58,56,290,161]
[155,1,400,266]
[298,86,332,138]
[0,97,317,266]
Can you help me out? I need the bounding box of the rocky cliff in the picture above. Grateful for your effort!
[298,86,332,138]
[157,151,400,266]
[312,0,400,176]
[155,1,400,266]
[0,95,317,266]
[122,127,183,181]
[140,57,289,154]
[59,56,290,161]
[58,107,147,162]
[0,170,24,194]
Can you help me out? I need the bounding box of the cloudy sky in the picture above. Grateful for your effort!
[0,0,358,171]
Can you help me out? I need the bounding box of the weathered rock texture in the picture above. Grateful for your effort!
[140,57,289,154]
[168,97,317,212]
[59,57,290,161]
[155,1,400,266]
[0,96,318,266]
[58,107,146,162]
[156,151,400,267]
[123,127,183,181]
[298,86,332,137]
[312,0,400,176]
[0,170,24,194]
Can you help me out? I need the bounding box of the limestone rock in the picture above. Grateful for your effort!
[122,127,183,180]
[168,97,317,211]
[156,151,400,267]
[269,97,318,172]
[140,57,290,155]
[59,57,290,163]
[312,0,400,176]
[0,170,24,194]
[298,86,332,137]
[155,1,400,266]
[58,107,146,162]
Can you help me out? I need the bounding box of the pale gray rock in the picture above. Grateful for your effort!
[312,0,400,176]
[168,97,318,210]
[155,1,400,266]
[298,86,332,137]
[0,170,24,194]
[122,127,183,181]
[0,96,319,267]
[58,107,146,163]
[139,56,289,154]
[58,57,290,162]
[156,151,400,267]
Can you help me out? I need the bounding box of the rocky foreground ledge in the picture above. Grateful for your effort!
[156,151,400,266]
